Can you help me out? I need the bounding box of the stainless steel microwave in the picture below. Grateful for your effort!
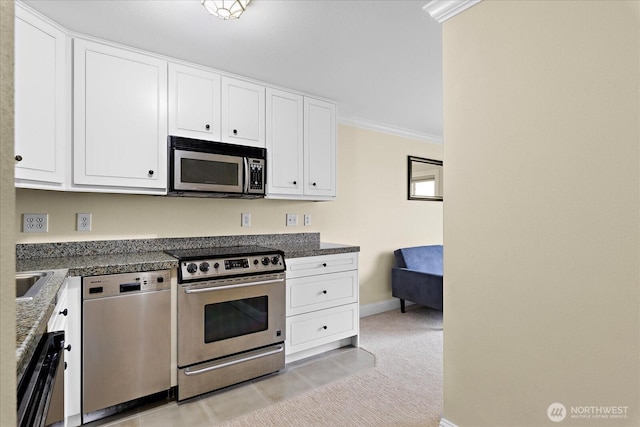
[168,136,266,198]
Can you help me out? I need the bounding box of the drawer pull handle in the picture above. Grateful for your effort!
[322,290,327,294]
[322,326,328,330]
[59,309,68,316]
[322,263,327,267]
[64,344,71,352]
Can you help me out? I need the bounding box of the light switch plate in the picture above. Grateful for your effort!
[241,213,251,227]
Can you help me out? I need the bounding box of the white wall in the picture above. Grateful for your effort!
[0,1,16,425]
[15,124,443,306]
[442,1,639,426]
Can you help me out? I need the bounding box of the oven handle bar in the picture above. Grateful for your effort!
[183,344,284,376]
[183,278,284,294]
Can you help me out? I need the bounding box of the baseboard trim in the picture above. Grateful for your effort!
[359,298,414,318]
[440,418,458,427]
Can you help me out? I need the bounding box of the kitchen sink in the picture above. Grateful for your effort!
[16,271,53,301]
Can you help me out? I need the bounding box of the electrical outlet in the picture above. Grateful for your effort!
[241,213,251,227]
[304,214,311,226]
[286,213,298,227]
[23,213,48,233]
[77,213,92,231]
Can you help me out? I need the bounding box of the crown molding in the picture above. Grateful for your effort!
[423,0,482,23]
[338,115,443,144]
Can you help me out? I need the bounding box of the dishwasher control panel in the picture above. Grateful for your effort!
[83,270,171,299]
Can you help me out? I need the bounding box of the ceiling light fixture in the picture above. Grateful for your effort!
[202,0,251,20]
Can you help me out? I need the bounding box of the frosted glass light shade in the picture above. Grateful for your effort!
[202,0,250,20]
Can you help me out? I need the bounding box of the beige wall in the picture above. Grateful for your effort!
[443,1,639,426]
[15,124,443,305]
[1,1,15,425]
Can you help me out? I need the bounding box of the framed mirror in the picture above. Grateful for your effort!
[408,156,443,201]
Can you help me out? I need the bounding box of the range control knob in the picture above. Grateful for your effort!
[261,257,270,266]
[199,262,210,272]
[271,256,280,265]
[253,259,259,265]
[186,263,198,274]
[213,262,220,269]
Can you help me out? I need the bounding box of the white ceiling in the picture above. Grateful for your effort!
[22,0,443,142]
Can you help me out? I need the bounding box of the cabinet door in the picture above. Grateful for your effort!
[73,39,167,191]
[266,88,303,195]
[221,77,265,148]
[65,276,82,425]
[14,5,66,188]
[168,63,221,141]
[304,97,336,197]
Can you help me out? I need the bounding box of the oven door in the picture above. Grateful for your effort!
[173,149,244,193]
[177,273,285,368]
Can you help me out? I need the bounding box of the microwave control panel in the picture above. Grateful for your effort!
[249,159,264,190]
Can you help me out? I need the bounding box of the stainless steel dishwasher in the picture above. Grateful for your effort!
[82,270,171,418]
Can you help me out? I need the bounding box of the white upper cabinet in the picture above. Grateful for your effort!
[14,5,67,189]
[266,93,337,200]
[304,98,336,198]
[221,77,265,148]
[168,63,221,141]
[73,39,168,193]
[266,88,304,196]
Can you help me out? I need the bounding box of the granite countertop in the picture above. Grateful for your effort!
[272,241,360,259]
[16,268,68,382]
[15,233,359,382]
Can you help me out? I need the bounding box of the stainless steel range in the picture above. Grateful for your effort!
[165,246,286,401]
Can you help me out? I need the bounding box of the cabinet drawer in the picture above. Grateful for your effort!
[287,270,357,316]
[285,303,358,355]
[286,252,358,279]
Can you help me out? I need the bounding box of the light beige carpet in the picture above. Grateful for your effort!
[221,306,443,426]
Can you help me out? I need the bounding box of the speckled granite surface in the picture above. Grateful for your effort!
[16,268,68,382]
[15,233,359,382]
[270,241,360,259]
[16,233,323,259]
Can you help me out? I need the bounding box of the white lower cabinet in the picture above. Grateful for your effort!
[47,276,81,426]
[285,253,359,363]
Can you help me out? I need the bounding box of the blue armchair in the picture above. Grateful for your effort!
[391,245,443,312]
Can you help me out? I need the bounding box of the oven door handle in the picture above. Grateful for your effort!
[183,344,284,376]
[183,278,284,294]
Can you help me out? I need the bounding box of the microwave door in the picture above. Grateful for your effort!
[174,150,243,193]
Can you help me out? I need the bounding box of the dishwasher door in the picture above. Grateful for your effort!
[82,279,171,415]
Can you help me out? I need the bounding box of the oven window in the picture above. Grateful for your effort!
[181,158,238,185]
[204,296,268,343]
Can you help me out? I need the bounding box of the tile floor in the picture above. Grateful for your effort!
[86,347,375,427]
